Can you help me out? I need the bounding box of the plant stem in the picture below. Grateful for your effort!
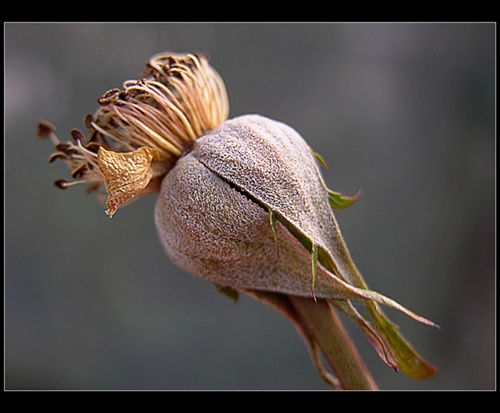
[289,296,378,390]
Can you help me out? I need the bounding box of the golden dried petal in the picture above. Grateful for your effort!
[97,146,161,217]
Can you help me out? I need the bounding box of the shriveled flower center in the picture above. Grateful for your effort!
[38,52,229,217]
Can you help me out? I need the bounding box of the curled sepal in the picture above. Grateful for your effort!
[268,208,280,258]
[313,150,360,210]
[311,243,318,302]
[313,151,329,170]
[215,285,239,302]
[369,304,438,379]
[328,189,361,210]
[332,300,398,371]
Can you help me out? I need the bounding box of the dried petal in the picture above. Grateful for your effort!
[97,146,162,217]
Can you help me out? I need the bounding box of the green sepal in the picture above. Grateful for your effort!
[332,300,398,371]
[215,285,239,302]
[327,189,361,210]
[311,243,318,302]
[313,151,329,170]
[269,208,280,258]
[369,304,438,379]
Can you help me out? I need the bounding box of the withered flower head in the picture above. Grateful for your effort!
[38,52,229,217]
[38,52,437,390]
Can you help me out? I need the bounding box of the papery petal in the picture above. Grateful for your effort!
[98,147,162,217]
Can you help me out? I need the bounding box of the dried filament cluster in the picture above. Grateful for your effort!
[38,52,229,216]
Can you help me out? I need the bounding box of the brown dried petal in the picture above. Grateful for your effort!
[97,146,161,217]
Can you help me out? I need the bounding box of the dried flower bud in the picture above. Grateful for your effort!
[156,114,365,300]
[155,114,438,381]
[38,52,437,389]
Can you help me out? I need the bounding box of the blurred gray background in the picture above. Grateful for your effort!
[5,22,495,390]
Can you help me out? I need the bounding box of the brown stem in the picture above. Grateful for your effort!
[289,296,378,390]
[243,289,377,390]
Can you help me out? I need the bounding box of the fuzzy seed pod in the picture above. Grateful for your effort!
[155,113,438,382]
[155,114,428,308]
[155,114,343,297]
[39,52,438,389]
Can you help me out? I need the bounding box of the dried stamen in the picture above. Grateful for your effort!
[70,128,86,143]
[37,120,57,139]
[38,52,229,217]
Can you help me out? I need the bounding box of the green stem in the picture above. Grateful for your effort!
[289,296,377,390]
